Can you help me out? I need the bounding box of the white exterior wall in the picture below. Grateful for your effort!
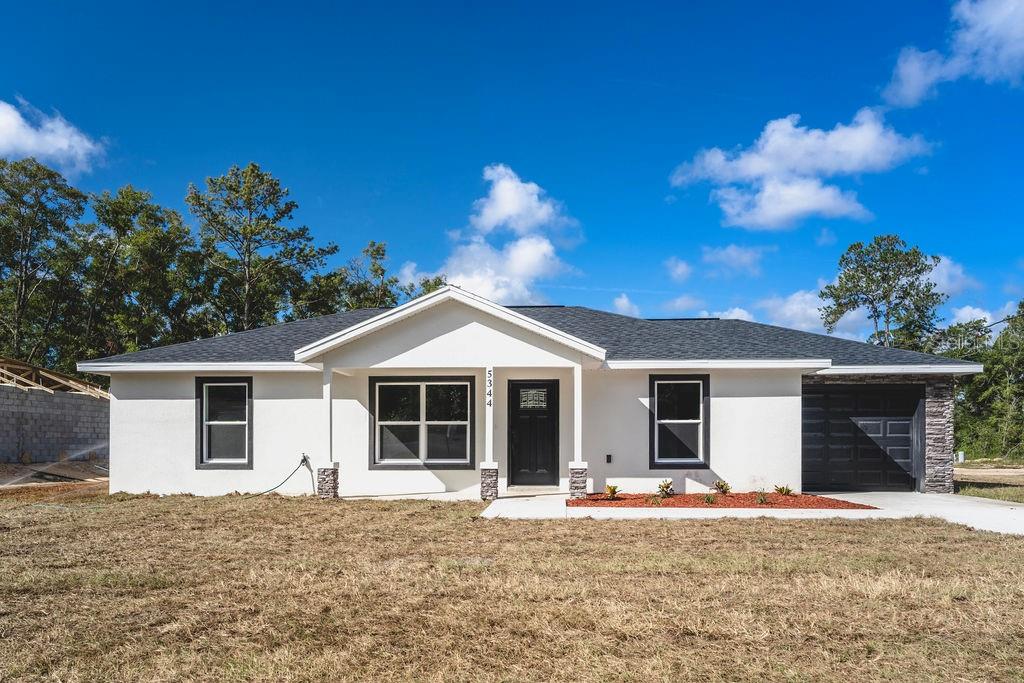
[105,300,804,497]
[582,368,803,493]
[108,372,326,495]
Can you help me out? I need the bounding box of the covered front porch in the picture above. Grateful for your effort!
[297,288,607,500]
[319,364,591,500]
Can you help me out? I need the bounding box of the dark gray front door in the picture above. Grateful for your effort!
[802,384,923,491]
[508,380,559,485]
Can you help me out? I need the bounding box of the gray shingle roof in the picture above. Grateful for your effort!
[83,304,974,368]
[511,307,971,366]
[89,308,386,364]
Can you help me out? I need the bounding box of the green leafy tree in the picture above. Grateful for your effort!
[945,305,1024,461]
[0,158,87,363]
[289,240,446,318]
[64,186,216,372]
[820,235,946,349]
[932,318,991,359]
[186,163,338,331]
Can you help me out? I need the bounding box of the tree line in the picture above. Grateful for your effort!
[819,234,1022,461]
[2,161,1019,461]
[0,158,444,377]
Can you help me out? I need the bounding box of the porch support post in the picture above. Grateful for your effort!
[322,366,332,464]
[318,366,339,498]
[572,363,582,464]
[484,367,494,465]
[480,367,498,500]
[569,363,588,498]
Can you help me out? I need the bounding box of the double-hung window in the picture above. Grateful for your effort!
[196,377,253,469]
[649,374,709,468]
[372,376,474,468]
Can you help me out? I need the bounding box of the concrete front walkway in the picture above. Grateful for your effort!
[480,491,1024,535]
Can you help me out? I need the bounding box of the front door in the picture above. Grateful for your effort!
[508,380,559,485]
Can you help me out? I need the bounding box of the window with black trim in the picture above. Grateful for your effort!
[649,374,709,468]
[371,377,474,467]
[196,377,253,469]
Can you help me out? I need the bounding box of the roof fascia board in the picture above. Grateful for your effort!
[77,362,324,375]
[293,286,606,362]
[816,364,983,376]
[604,359,832,370]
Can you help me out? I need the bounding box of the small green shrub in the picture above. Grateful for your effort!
[713,480,731,495]
[774,485,794,496]
[657,479,675,498]
[755,490,769,505]
[648,496,662,506]
[605,484,620,500]
[703,493,716,504]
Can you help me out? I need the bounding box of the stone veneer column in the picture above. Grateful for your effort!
[569,462,588,499]
[480,462,499,501]
[924,379,955,493]
[317,464,339,499]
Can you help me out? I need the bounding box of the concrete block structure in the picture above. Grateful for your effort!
[0,358,109,464]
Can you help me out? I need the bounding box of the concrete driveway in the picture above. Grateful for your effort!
[827,492,1024,535]
[482,491,1024,535]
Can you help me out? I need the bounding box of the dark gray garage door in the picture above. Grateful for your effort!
[802,384,923,492]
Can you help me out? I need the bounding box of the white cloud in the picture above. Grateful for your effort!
[815,227,837,246]
[711,177,870,229]
[884,0,1024,107]
[755,290,824,331]
[951,301,1016,325]
[397,261,420,286]
[672,108,928,229]
[700,306,755,322]
[701,244,770,276]
[674,108,928,185]
[612,293,640,317]
[469,164,574,236]
[755,289,869,339]
[931,255,980,296]
[664,256,693,282]
[441,235,566,304]
[665,294,705,312]
[0,97,104,174]
[884,48,956,107]
[409,165,578,304]
[952,305,992,324]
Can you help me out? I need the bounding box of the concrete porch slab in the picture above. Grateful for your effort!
[480,493,569,519]
[480,491,1024,535]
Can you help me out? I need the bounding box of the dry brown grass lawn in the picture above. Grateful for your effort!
[3,484,1024,682]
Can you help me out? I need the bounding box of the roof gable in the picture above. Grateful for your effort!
[292,286,606,362]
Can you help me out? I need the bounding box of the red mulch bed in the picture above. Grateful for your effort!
[567,492,876,509]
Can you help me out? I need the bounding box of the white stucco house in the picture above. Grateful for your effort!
[78,286,981,499]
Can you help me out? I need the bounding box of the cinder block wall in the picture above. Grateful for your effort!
[0,385,109,463]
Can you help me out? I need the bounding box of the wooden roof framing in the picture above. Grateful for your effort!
[0,357,110,400]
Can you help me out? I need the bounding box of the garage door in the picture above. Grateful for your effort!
[802,384,923,492]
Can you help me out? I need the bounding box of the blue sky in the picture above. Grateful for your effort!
[2,1,1022,337]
